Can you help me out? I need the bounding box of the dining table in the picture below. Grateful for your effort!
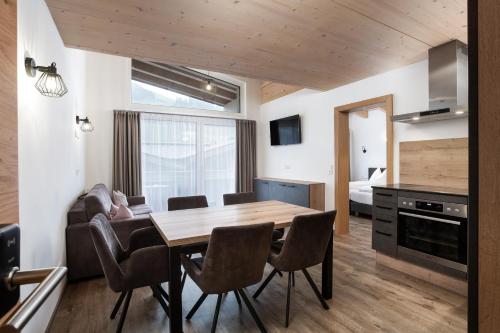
[150,200,333,333]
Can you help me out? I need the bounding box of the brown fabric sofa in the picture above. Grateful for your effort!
[66,184,154,281]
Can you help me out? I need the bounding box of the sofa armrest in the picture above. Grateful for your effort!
[127,195,146,206]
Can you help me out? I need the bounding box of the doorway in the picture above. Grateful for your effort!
[334,95,394,234]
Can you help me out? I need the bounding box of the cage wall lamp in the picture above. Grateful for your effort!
[25,57,68,97]
[76,116,94,133]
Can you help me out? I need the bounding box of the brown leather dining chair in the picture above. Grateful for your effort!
[182,223,275,333]
[89,214,170,333]
[167,195,209,290]
[253,210,336,327]
[168,195,209,211]
[223,192,285,241]
[222,191,257,205]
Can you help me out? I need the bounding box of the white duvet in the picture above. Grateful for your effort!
[349,168,387,204]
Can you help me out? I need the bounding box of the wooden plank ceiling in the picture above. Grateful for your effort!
[46,0,467,90]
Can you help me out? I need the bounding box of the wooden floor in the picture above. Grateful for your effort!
[50,217,467,332]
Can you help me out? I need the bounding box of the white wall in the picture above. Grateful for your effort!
[83,51,261,190]
[17,0,87,331]
[258,60,468,210]
[349,109,387,181]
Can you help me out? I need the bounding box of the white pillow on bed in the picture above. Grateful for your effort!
[369,168,382,182]
[370,169,387,185]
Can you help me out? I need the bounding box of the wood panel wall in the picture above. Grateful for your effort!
[478,0,500,331]
[261,81,302,104]
[399,138,468,189]
[0,0,18,225]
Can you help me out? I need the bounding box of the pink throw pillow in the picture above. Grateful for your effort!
[111,204,134,220]
[110,203,119,217]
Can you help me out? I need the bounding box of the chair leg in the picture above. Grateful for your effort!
[157,284,169,303]
[277,270,283,277]
[286,272,292,327]
[234,290,242,306]
[238,289,267,333]
[252,268,278,299]
[181,254,192,291]
[292,272,295,287]
[110,292,126,319]
[116,290,133,333]
[302,269,329,310]
[151,286,170,316]
[181,271,188,290]
[186,293,208,320]
[211,294,223,333]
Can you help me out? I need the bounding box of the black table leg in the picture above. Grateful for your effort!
[169,245,183,333]
[321,233,333,299]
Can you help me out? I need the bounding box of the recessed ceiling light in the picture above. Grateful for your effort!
[455,110,465,115]
[412,116,420,121]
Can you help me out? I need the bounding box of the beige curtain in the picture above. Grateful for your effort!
[113,111,142,196]
[236,119,257,192]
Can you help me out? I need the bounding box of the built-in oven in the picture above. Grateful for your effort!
[397,196,467,274]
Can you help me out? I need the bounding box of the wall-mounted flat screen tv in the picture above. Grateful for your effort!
[270,114,302,146]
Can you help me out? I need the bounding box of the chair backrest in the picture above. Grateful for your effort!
[200,223,274,294]
[276,210,336,272]
[223,192,257,206]
[167,195,208,211]
[89,214,126,291]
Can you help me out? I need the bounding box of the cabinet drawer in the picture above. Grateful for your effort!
[372,230,397,257]
[373,214,396,234]
[373,188,397,204]
[270,182,309,207]
[255,180,271,201]
[373,201,397,217]
[286,183,310,207]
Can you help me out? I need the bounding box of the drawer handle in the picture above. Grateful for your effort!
[376,205,392,210]
[376,218,392,224]
[377,193,393,197]
[280,184,287,187]
[375,230,392,237]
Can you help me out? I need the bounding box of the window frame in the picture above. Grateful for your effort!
[129,60,247,119]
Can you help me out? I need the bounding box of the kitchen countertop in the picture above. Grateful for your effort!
[372,183,468,197]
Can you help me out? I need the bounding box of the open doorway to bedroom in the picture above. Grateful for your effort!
[334,95,394,234]
[348,108,387,220]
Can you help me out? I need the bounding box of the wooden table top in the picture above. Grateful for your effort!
[150,200,321,247]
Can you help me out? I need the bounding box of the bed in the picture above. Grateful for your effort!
[349,167,386,217]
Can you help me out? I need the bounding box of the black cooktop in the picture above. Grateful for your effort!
[372,183,468,197]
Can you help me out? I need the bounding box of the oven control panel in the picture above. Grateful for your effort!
[398,197,468,219]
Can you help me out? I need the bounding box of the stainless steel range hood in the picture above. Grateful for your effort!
[393,40,468,124]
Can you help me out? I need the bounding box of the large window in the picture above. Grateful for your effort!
[141,113,236,211]
[132,59,240,113]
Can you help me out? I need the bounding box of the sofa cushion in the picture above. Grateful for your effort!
[112,204,134,220]
[113,190,129,207]
[129,204,153,216]
[85,184,113,220]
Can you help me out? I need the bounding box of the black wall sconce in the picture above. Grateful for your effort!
[25,57,68,97]
[362,145,367,154]
[76,116,94,133]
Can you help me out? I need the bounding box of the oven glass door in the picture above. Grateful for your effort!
[398,210,467,264]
